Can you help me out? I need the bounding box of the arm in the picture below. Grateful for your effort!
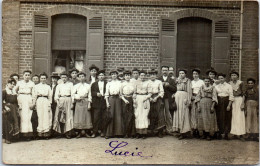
[187,79,192,105]
[54,85,60,102]
[32,86,37,106]
[105,83,110,107]
[227,84,234,111]
[158,81,164,99]
[48,86,52,105]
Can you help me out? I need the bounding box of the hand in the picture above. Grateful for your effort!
[153,97,157,103]
[97,93,102,97]
[88,103,91,110]
[184,99,188,105]
[172,94,175,98]
[4,106,10,112]
[29,104,35,110]
[165,82,170,87]
[241,104,245,111]
[124,99,129,104]
[210,107,214,113]
[106,103,110,108]
[227,106,231,112]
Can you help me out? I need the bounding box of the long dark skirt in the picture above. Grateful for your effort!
[216,96,232,134]
[92,98,106,134]
[149,97,166,132]
[122,96,135,136]
[2,104,20,142]
[105,96,124,137]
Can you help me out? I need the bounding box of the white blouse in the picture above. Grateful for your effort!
[72,82,92,102]
[191,79,205,94]
[33,83,52,104]
[105,80,121,98]
[16,80,35,95]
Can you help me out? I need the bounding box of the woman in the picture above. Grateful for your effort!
[172,69,192,139]
[215,73,234,140]
[190,68,204,138]
[2,79,20,144]
[197,77,218,140]
[32,73,52,139]
[15,70,35,140]
[105,70,124,139]
[134,70,151,139]
[229,70,246,141]
[73,72,92,138]
[244,78,259,141]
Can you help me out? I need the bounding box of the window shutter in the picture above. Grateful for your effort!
[87,15,104,73]
[160,17,177,70]
[213,20,230,75]
[33,14,51,76]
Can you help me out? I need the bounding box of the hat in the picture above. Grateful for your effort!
[60,71,69,77]
[206,67,217,75]
[117,67,125,72]
[139,70,147,74]
[69,67,79,74]
[178,68,188,74]
[123,70,132,75]
[109,70,118,75]
[149,69,158,75]
[97,70,106,76]
[132,68,140,73]
[89,64,99,71]
[77,72,86,77]
[192,68,201,74]
[230,70,239,77]
[50,72,60,79]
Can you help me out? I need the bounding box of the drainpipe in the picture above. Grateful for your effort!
[239,0,243,80]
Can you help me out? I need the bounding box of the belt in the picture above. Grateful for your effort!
[37,95,48,99]
[124,95,133,98]
[60,95,71,97]
[202,96,212,99]
[136,93,147,95]
[20,93,31,95]
[217,96,229,98]
[110,94,119,97]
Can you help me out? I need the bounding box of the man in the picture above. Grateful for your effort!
[158,66,177,134]
[31,74,40,140]
[15,70,35,140]
[89,64,99,84]
[50,72,60,136]
[69,68,80,85]
[91,70,107,137]
[117,67,125,81]
[53,71,74,139]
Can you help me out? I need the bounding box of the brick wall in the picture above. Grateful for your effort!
[17,3,241,75]
[241,1,259,82]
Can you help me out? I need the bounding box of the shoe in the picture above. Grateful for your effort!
[100,133,105,137]
[131,135,135,139]
[86,134,91,138]
[105,136,109,139]
[206,136,212,141]
[5,140,11,144]
[142,135,146,139]
[158,132,163,138]
[91,134,96,138]
[178,135,185,140]
[76,134,81,139]
[240,137,245,142]
[66,135,71,139]
[224,134,229,140]
[124,135,129,138]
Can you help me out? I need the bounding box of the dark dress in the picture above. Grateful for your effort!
[2,89,20,142]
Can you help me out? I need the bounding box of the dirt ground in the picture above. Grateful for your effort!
[2,136,259,165]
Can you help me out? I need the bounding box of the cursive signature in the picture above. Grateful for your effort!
[105,140,153,157]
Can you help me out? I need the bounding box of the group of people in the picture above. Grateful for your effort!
[2,64,259,144]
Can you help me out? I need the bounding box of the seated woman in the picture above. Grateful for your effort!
[2,78,20,144]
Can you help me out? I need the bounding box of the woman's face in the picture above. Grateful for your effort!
[71,71,78,79]
[179,71,186,78]
[209,72,216,79]
[204,79,211,86]
[40,76,47,84]
[78,74,85,82]
[124,74,131,81]
[231,73,238,81]
[90,69,97,76]
[247,81,255,89]
[132,71,139,79]
[111,73,117,80]
[218,76,225,83]
[192,71,199,79]
[150,73,156,80]
[139,73,146,81]
[7,82,15,90]
[23,72,31,81]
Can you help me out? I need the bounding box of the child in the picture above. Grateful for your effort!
[245,78,259,141]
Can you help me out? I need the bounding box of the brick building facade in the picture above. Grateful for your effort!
[2,0,259,85]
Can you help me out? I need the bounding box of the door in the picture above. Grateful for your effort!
[176,17,212,78]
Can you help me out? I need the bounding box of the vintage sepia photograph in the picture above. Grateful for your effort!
[1,0,259,164]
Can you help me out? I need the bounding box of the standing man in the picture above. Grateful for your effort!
[168,66,176,81]
[15,70,35,141]
[69,68,80,85]
[50,72,60,137]
[89,64,99,84]
[158,66,177,135]
[91,70,107,137]
[53,71,74,139]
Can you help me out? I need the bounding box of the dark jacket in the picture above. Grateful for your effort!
[158,75,177,110]
[91,80,107,109]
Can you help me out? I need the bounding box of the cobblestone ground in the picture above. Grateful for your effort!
[2,136,259,164]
